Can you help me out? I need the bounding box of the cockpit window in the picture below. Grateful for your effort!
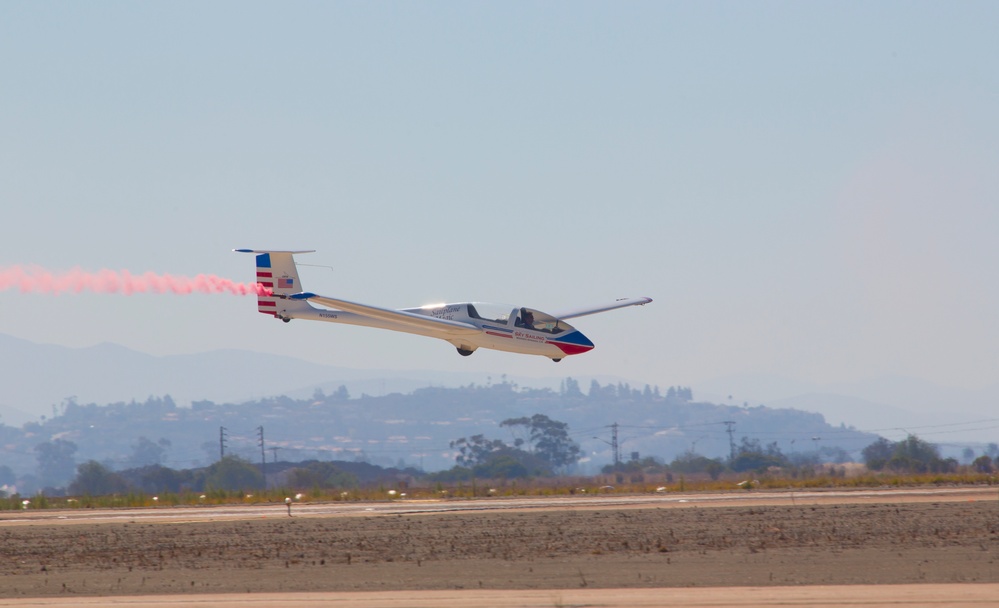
[515,307,568,334]
[466,303,511,324]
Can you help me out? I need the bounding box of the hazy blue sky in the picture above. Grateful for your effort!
[2,2,997,398]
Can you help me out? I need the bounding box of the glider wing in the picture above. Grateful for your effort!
[548,297,652,321]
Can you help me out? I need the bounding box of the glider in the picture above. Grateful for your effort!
[235,249,651,362]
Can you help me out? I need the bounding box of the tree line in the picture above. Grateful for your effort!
[862,435,997,474]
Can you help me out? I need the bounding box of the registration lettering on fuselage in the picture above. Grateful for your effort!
[429,305,463,321]
[514,330,546,343]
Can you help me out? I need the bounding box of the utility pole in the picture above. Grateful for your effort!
[258,426,266,487]
[219,426,227,460]
[269,446,282,463]
[592,423,622,469]
[723,421,736,463]
[611,422,620,469]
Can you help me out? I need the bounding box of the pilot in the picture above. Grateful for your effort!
[520,309,535,328]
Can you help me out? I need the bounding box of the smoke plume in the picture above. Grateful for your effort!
[0,266,270,296]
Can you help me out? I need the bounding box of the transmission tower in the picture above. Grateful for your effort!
[219,426,228,460]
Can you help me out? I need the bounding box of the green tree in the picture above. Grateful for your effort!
[202,456,264,491]
[477,446,553,478]
[670,451,724,478]
[135,464,194,494]
[68,461,130,496]
[427,465,475,483]
[475,453,530,479]
[961,447,976,464]
[588,379,600,397]
[35,439,78,487]
[665,386,693,402]
[288,461,358,489]
[448,433,554,478]
[887,435,944,473]
[560,377,583,398]
[971,455,994,474]
[730,437,787,472]
[862,437,894,471]
[500,414,581,470]
[450,434,507,467]
[602,456,668,476]
[128,436,171,468]
[706,459,724,480]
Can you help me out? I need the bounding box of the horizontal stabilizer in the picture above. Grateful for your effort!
[234,249,316,254]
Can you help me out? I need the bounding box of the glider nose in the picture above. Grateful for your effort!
[553,330,595,356]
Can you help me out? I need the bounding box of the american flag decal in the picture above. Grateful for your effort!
[277,277,294,289]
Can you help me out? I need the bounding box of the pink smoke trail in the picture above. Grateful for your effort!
[0,266,272,296]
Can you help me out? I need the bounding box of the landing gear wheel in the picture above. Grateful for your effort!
[552,358,562,362]
[456,348,475,357]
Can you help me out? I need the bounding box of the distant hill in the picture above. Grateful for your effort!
[0,333,618,425]
[697,373,999,444]
[3,333,993,462]
[1,381,882,487]
[0,333,495,425]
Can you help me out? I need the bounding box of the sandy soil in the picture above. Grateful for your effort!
[1,497,997,599]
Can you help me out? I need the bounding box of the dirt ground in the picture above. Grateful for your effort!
[1,497,997,598]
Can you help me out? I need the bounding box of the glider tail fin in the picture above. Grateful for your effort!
[234,249,316,318]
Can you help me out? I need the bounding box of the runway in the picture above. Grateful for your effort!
[2,584,999,607]
[3,485,994,526]
[3,487,996,606]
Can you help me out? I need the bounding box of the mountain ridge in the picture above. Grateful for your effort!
[2,334,995,445]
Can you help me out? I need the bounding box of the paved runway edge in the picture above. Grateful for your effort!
[3,585,999,607]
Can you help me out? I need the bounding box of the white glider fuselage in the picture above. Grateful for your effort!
[284,297,596,360]
[237,249,651,362]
